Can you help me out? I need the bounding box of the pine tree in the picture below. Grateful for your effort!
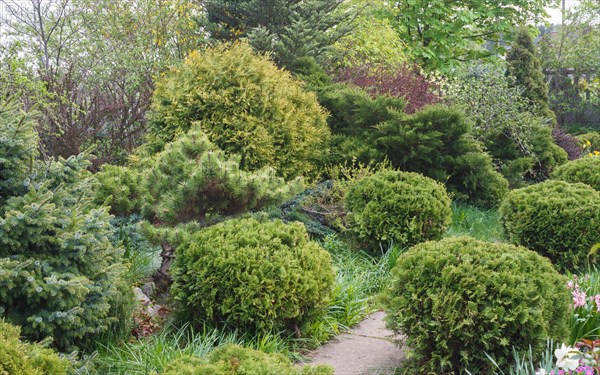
[506,26,556,123]
[0,98,131,350]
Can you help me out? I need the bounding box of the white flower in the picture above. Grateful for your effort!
[554,343,580,371]
[535,369,547,375]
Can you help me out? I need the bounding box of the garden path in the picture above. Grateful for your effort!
[300,311,405,374]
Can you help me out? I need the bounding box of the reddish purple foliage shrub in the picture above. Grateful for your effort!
[552,126,582,160]
[333,64,440,114]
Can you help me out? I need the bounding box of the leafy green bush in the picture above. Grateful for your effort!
[499,180,600,270]
[376,105,509,207]
[161,344,333,375]
[579,132,600,153]
[0,320,71,375]
[551,156,600,191]
[146,43,330,179]
[142,129,302,225]
[381,236,570,374]
[0,98,132,350]
[345,170,452,250]
[94,164,145,216]
[171,218,334,335]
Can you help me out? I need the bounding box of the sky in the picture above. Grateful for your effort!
[546,0,581,25]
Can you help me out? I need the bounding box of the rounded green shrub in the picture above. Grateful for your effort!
[551,156,600,191]
[94,164,145,216]
[499,180,600,271]
[345,170,452,249]
[171,218,334,334]
[147,43,330,179]
[381,236,570,374]
[0,320,70,375]
[161,344,333,375]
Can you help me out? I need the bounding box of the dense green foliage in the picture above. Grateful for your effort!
[447,63,567,186]
[171,218,334,335]
[0,99,132,350]
[579,132,600,153]
[381,236,570,373]
[345,170,452,250]
[146,43,330,179]
[506,26,556,122]
[551,157,600,191]
[376,105,509,207]
[142,129,302,225]
[0,320,70,375]
[499,180,600,270]
[94,164,145,216]
[162,344,333,375]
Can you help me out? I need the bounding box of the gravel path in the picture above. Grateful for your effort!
[301,311,405,374]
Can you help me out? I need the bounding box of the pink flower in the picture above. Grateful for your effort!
[568,281,575,290]
[573,289,587,308]
[594,294,600,312]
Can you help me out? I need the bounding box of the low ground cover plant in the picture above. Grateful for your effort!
[381,236,570,374]
[499,180,600,271]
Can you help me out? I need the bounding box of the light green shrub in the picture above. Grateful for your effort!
[147,43,330,179]
[171,218,334,334]
[381,236,569,373]
[94,164,145,216]
[499,180,600,270]
[161,344,332,375]
[551,156,600,191]
[142,130,302,225]
[0,319,70,375]
[345,170,452,250]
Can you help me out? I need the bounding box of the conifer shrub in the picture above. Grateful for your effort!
[161,344,333,375]
[381,236,570,374]
[142,129,302,225]
[146,43,330,179]
[376,105,509,207]
[94,164,145,216]
[0,98,132,350]
[0,320,70,375]
[171,218,334,335]
[345,170,452,250]
[499,180,600,270]
[551,157,600,191]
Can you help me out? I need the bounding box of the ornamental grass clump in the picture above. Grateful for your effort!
[345,170,452,251]
[551,156,600,191]
[381,236,570,374]
[499,180,600,271]
[171,218,334,335]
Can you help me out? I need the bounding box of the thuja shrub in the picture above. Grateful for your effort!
[551,157,600,191]
[0,320,70,375]
[0,98,132,350]
[381,236,570,374]
[142,129,302,225]
[376,105,509,207]
[171,218,334,334]
[345,170,452,250]
[162,344,333,375]
[146,43,330,179]
[499,180,600,271]
[94,164,145,216]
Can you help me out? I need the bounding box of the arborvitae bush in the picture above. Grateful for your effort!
[142,129,302,225]
[161,344,333,375]
[146,43,330,179]
[345,170,452,250]
[0,320,70,375]
[551,156,600,191]
[376,105,509,207]
[94,164,145,216]
[0,99,132,350]
[171,218,334,335]
[499,180,600,271]
[381,236,569,374]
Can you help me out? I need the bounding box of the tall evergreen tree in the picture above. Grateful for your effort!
[506,26,556,123]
